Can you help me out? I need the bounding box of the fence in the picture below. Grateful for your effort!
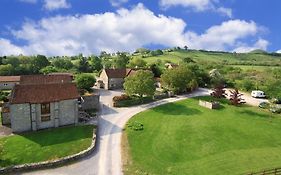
[247,168,281,175]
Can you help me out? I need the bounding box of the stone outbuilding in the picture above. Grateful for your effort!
[9,82,80,132]
[97,68,136,90]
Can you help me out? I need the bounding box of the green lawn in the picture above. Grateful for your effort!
[123,97,281,175]
[0,125,94,167]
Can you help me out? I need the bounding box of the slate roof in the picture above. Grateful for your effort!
[10,83,79,104]
[20,75,72,85]
[104,69,136,78]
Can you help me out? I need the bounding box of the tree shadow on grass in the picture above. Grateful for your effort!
[151,103,202,116]
[238,109,271,118]
[18,125,93,147]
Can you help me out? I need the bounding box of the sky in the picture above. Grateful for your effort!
[0,0,280,56]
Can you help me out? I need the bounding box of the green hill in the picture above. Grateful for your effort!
[133,49,281,67]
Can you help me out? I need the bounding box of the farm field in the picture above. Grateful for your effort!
[123,97,281,175]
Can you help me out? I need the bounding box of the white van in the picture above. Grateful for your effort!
[251,90,266,98]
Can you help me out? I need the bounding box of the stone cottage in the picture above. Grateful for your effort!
[97,68,136,90]
[9,82,80,132]
[0,76,21,90]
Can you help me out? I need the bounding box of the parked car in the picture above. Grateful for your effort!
[259,102,270,109]
[251,90,266,98]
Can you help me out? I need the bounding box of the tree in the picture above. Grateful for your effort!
[161,65,196,93]
[2,56,20,67]
[75,74,96,92]
[89,55,103,71]
[229,89,245,105]
[149,64,162,77]
[240,79,255,91]
[124,70,155,97]
[184,46,188,50]
[150,49,163,56]
[77,55,91,72]
[209,69,224,87]
[31,55,50,73]
[128,57,147,68]
[40,66,58,74]
[52,58,74,70]
[0,64,14,75]
[135,48,150,55]
[112,52,129,68]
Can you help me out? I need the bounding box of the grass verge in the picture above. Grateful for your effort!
[0,125,94,167]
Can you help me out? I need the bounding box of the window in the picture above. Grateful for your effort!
[41,103,51,122]
[41,115,51,122]
[41,103,50,115]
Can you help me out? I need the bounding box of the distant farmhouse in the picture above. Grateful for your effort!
[97,68,137,90]
[1,75,80,132]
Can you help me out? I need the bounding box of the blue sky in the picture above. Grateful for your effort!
[0,0,280,56]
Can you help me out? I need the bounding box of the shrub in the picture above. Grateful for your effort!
[113,97,153,107]
[113,94,130,102]
[127,121,144,131]
[75,74,96,92]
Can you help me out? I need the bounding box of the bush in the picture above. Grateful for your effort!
[113,97,153,107]
[112,94,130,102]
[127,121,144,131]
[75,74,96,92]
[0,91,9,102]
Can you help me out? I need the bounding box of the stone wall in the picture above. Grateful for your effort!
[59,99,78,126]
[10,99,78,132]
[99,70,109,89]
[10,103,31,132]
[1,112,10,125]
[199,100,220,109]
[81,94,100,110]
[108,78,124,90]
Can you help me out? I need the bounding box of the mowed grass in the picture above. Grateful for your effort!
[0,125,94,167]
[124,97,281,175]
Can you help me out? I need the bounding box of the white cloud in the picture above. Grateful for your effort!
[217,7,233,18]
[233,39,269,53]
[11,3,187,56]
[110,0,128,7]
[160,0,233,18]
[19,0,37,4]
[185,20,261,51]
[0,39,25,56]
[160,0,213,11]
[277,50,281,53]
[43,0,71,11]
[3,4,266,56]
